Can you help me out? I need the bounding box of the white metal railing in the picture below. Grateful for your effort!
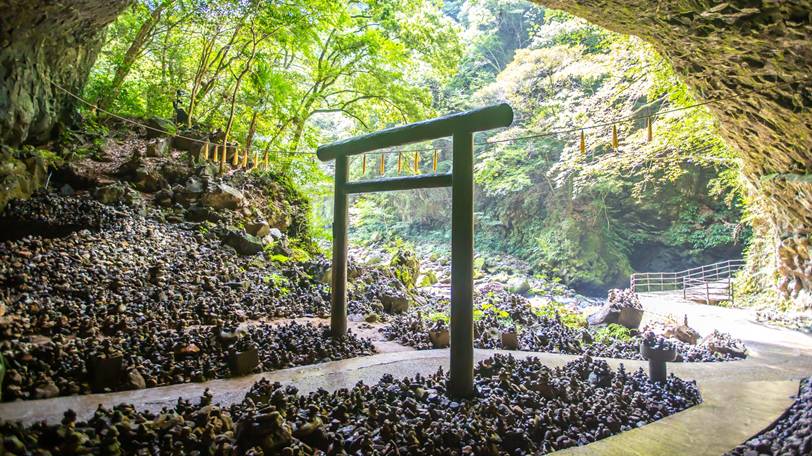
[630,259,745,304]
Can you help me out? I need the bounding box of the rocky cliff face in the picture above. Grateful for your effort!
[0,0,130,145]
[536,0,812,306]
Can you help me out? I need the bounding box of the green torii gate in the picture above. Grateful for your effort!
[317,103,514,397]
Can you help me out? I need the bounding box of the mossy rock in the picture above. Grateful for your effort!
[390,248,420,289]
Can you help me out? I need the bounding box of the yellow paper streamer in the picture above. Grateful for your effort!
[612,125,619,150]
[579,130,586,156]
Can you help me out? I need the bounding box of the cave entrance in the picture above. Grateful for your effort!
[317,103,514,398]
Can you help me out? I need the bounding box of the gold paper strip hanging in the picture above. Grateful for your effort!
[579,130,586,156]
[219,143,227,175]
[432,150,438,173]
[379,153,385,176]
[242,147,249,168]
[397,152,403,175]
[202,142,209,161]
[413,151,419,174]
[612,125,619,150]
[263,149,270,168]
[232,146,240,166]
[213,145,219,161]
[647,117,653,143]
[362,154,367,175]
[251,151,258,170]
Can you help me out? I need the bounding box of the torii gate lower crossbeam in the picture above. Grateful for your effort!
[316,103,514,397]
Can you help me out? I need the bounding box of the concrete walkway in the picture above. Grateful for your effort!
[1,295,810,455]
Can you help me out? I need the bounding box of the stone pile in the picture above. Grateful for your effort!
[2,321,373,401]
[0,354,702,454]
[587,288,644,329]
[383,288,747,362]
[0,192,380,402]
[726,377,812,456]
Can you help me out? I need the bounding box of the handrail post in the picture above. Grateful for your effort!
[449,130,474,398]
[330,155,349,338]
[683,277,687,300]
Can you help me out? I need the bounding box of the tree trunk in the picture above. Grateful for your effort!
[98,2,169,110]
[244,111,258,155]
[0,0,130,145]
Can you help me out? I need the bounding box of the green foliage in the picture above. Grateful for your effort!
[418,270,439,287]
[663,203,742,254]
[591,323,632,345]
[535,10,613,54]
[425,311,450,324]
[532,302,587,329]
[262,272,290,296]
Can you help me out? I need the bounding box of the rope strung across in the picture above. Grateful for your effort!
[46,77,314,156]
[46,75,810,170]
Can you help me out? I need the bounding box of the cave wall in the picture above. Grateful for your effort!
[535,0,812,305]
[0,0,131,145]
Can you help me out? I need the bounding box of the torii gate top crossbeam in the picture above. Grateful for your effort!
[316,103,513,161]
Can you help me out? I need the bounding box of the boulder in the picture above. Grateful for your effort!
[507,277,531,295]
[227,348,259,377]
[146,138,171,157]
[52,162,99,190]
[380,290,410,314]
[268,227,283,240]
[185,205,216,222]
[617,307,644,329]
[246,220,271,238]
[132,166,169,192]
[172,133,206,152]
[125,369,146,390]
[664,317,701,345]
[589,288,644,329]
[501,331,520,350]
[171,184,195,207]
[145,117,176,138]
[93,182,129,205]
[155,187,174,207]
[200,183,244,210]
[222,230,264,256]
[429,328,450,348]
[185,176,205,194]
